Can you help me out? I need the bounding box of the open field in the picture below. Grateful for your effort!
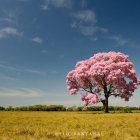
[0,111,140,140]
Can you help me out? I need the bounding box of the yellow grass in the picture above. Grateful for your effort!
[0,111,140,140]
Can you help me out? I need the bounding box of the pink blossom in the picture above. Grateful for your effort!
[70,89,78,95]
[82,107,87,111]
[80,93,88,101]
[66,51,140,106]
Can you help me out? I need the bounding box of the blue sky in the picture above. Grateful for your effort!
[0,0,140,107]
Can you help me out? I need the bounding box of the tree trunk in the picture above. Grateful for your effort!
[102,96,109,113]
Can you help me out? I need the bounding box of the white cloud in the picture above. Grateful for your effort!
[0,64,40,74]
[32,18,37,23]
[41,0,73,10]
[80,0,87,8]
[0,27,23,39]
[99,28,108,33]
[41,50,48,53]
[0,87,67,98]
[0,74,16,81]
[25,69,40,74]
[49,70,58,74]
[70,22,77,28]
[0,10,18,24]
[90,37,98,41]
[0,18,17,24]
[0,87,44,97]
[79,25,108,36]
[71,10,108,36]
[72,10,97,24]
[60,55,64,59]
[109,35,128,46]
[17,0,29,2]
[79,25,98,36]
[32,37,43,44]
[41,4,50,10]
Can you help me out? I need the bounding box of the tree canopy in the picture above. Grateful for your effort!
[66,52,140,112]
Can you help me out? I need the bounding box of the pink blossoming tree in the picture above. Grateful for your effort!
[66,52,140,113]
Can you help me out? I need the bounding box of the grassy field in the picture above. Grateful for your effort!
[0,111,140,140]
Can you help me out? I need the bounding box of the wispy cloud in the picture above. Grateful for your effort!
[90,37,98,41]
[71,10,108,36]
[0,27,23,39]
[0,9,18,24]
[0,87,44,97]
[79,25,98,36]
[109,35,128,46]
[32,37,43,44]
[72,10,97,24]
[0,74,16,81]
[59,55,64,59]
[41,50,48,53]
[48,70,58,74]
[80,0,87,8]
[71,22,77,28]
[0,64,40,74]
[41,0,73,10]
[17,0,29,2]
[0,63,59,76]
[0,86,64,98]
[25,69,40,74]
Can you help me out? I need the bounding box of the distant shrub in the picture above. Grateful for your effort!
[67,106,77,111]
[48,105,66,111]
[123,106,132,113]
[72,106,77,111]
[0,106,5,111]
[3,105,66,111]
[87,106,102,111]
[5,106,14,111]
[76,106,84,111]
[66,107,72,111]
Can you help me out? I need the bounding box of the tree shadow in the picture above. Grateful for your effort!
[76,111,104,115]
[76,111,132,114]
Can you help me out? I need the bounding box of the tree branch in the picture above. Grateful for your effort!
[108,84,112,93]
[110,93,120,96]
[82,88,93,93]
[88,81,93,93]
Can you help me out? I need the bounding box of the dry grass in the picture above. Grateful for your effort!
[0,111,140,140]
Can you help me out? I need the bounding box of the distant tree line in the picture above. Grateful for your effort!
[1,105,66,111]
[0,105,140,112]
